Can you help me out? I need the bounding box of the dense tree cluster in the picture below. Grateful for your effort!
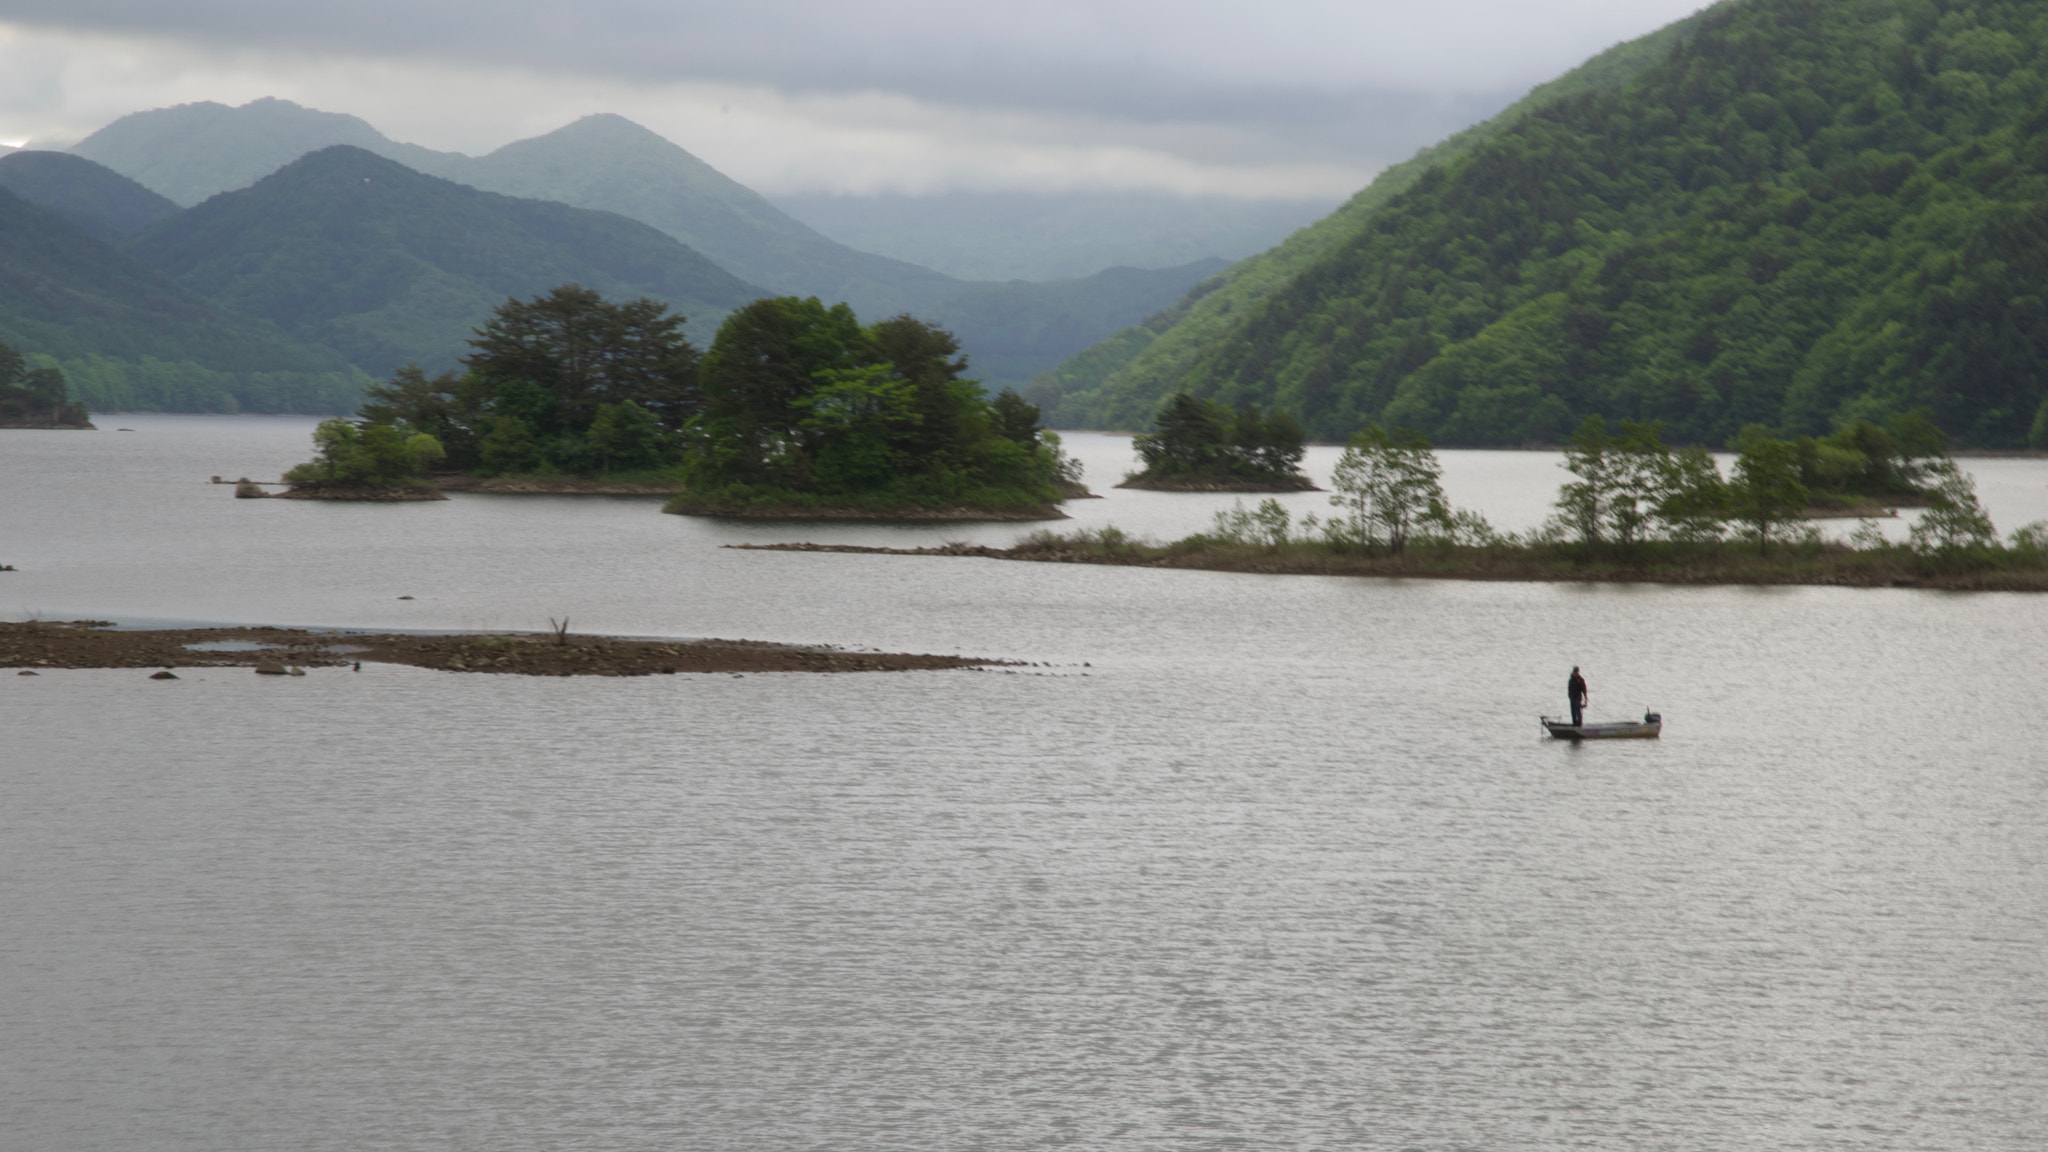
[355,285,698,477]
[283,419,445,489]
[1079,0,2048,447]
[0,341,90,427]
[679,296,1075,508]
[1128,392,1308,484]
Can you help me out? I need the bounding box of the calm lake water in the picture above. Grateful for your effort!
[4,417,2046,1151]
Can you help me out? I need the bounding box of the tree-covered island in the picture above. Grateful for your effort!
[0,342,93,429]
[277,285,1084,516]
[1118,392,1315,491]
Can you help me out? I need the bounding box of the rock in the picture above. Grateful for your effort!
[288,666,306,676]
[150,669,179,680]
[397,595,414,600]
[234,480,270,499]
[255,659,288,675]
[17,669,38,676]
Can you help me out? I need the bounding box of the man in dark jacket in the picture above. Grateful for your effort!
[1568,667,1588,727]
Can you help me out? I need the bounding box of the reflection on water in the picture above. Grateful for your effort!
[3,416,2045,1150]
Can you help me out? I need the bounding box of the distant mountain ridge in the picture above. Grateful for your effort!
[769,190,1337,282]
[71,97,466,207]
[124,146,765,376]
[0,152,179,241]
[0,184,370,412]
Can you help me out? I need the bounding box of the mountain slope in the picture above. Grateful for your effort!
[124,146,765,376]
[1038,9,1714,430]
[444,114,962,317]
[0,186,370,412]
[1058,0,2048,447]
[70,97,464,206]
[0,151,180,241]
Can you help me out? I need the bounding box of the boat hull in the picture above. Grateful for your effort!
[1542,715,1661,740]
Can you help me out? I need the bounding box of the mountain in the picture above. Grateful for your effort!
[0,185,370,412]
[1046,0,2048,448]
[70,97,464,207]
[443,114,962,317]
[0,151,181,242]
[1036,9,1714,432]
[123,146,765,376]
[929,259,1228,393]
[768,191,1337,282]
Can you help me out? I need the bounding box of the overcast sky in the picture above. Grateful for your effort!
[0,1,1709,198]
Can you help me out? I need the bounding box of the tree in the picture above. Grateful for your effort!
[284,419,444,488]
[1729,427,1808,554]
[464,284,701,433]
[0,342,91,428]
[1555,415,1613,547]
[1131,392,1307,482]
[584,401,673,475]
[1654,446,1729,542]
[1329,424,1445,554]
[1908,461,1998,556]
[679,298,1069,510]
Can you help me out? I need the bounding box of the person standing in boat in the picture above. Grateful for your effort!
[1567,666,1588,727]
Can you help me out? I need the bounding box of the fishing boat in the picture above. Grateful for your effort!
[1542,711,1662,740]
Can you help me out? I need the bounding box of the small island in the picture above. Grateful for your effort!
[735,415,2048,592]
[1,620,1011,676]
[0,343,93,429]
[264,285,1086,517]
[1117,392,1317,491]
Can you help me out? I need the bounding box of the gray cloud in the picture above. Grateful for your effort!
[4,0,1709,166]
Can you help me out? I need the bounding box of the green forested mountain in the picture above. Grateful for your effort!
[1037,11,1710,432]
[123,146,765,376]
[0,186,370,412]
[0,152,180,241]
[70,97,465,206]
[445,114,963,319]
[1048,0,2048,447]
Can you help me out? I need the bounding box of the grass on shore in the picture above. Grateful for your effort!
[999,527,2048,590]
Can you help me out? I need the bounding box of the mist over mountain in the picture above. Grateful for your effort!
[0,184,369,412]
[446,114,964,318]
[124,146,763,376]
[768,191,1336,282]
[0,151,180,242]
[70,97,466,206]
[1046,0,2048,448]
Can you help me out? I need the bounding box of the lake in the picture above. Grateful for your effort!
[4,417,2045,1150]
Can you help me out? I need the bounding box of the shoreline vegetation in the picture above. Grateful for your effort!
[0,621,1008,676]
[729,536,2048,591]
[734,414,2048,592]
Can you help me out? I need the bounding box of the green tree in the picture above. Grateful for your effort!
[1908,461,1998,556]
[284,419,445,487]
[0,342,91,427]
[1729,426,1809,554]
[1555,416,1614,547]
[1329,424,1446,554]
[1655,447,1730,542]
[464,284,702,433]
[584,401,673,474]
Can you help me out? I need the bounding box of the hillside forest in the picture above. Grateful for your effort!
[1045,0,2048,449]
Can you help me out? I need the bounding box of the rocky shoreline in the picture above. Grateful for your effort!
[1,621,1009,676]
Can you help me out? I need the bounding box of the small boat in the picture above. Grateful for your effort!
[1542,711,1662,740]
